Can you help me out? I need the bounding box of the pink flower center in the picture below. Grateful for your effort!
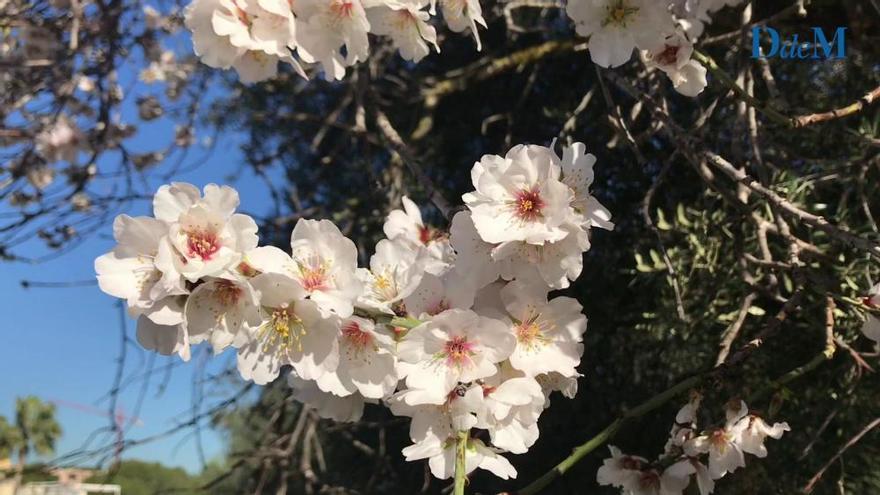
[442,336,475,368]
[426,299,450,316]
[214,280,242,306]
[513,187,545,222]
[710,429,732,452]
[620,457,642,470]
[418,225,434,245]
[655,44,680,66]
[330,0,354,18]
[515,314,551,349]
[638,470,661,489]
[300,266,328,291]
[186,229,220,260]
[342,321,372,350]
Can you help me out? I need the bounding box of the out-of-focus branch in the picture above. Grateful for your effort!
[374,110,453,218]
[792,86,880,128]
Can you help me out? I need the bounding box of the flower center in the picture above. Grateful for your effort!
[655,44,680,66]
[418,225,434,245]
[295,256,330,292]
[603,1,638,27]
[638,470,660,489]
[370,271,398,302]
[330,0,354,19]
[710,429,732,452]
[214,280,242,306]
[237,260,259,278]
[512,187,545,222]
[186,229,221,260]
[262,305,305,351]
[515,313,552,349]
[342,321,372,351]
[620,456,642,470]
[441,336,475,368]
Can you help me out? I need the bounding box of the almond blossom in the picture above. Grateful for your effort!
[463,144,574,245]
[315,316,398,398]
[402,434,517,480]
[184,275,262,353]
[439,0,486,50]
[644,30,708,97]
[566,0,673,68]
[384,196,454,274]
[500,280,587,377]
[154,183,259,282]
[289,375,366,422]
[185,0,304,83]
[684,401,748,479]
[247,218,362,318]
[366,0,439,62]
[237,272,340,385]
[397,308,514,404]
[294,0,371,80]
[357,237,426,313]
[403,272,475,320]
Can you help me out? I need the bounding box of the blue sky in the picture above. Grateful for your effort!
[0,134,281,473]
[0,35,288,470]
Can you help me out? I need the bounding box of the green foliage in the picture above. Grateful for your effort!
[87,460,203,495]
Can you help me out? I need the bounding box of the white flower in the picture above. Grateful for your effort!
[96,215,181,311]
[861,282,880,343]
[248,218,362,318]
[449,211,501,291]
[315,316,398,398]
[289,375,365,422]
[440,0,486,50]
[384,196,454,274]
[357,238,426,313]
[596,445,646,489]
[154,183,259,282]
[397,308,514,404]
[294,0,371,80]
[403,272,475,320]
[684,401,749,479]
[559,142,614,231]
[735,415,790,458]
[645,31,707,97]
[388,384,484,442]
[35,116,84,164]
[492,224,590,289]
[236,273,340,385]
[463,144,574,245]
[184,275,262,353]
[402,435,516,480]
[565,0,673,68]
[500,281,586,377]
[367,0,439,62]
[186,0,304,82]
[477,374,544,454]
[136,316,191,362]
[535,371,579,405]
[185,0,245,69]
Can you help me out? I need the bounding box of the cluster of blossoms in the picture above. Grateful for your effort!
[184,0,484,82]
[95,141,612,480]
[598,395,789,495]
[566,0,744,97]
[183,0,745,96]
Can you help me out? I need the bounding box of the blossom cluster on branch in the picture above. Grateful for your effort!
[598,396,789,495]
[183,0,744,95]
[95,141,612,480]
